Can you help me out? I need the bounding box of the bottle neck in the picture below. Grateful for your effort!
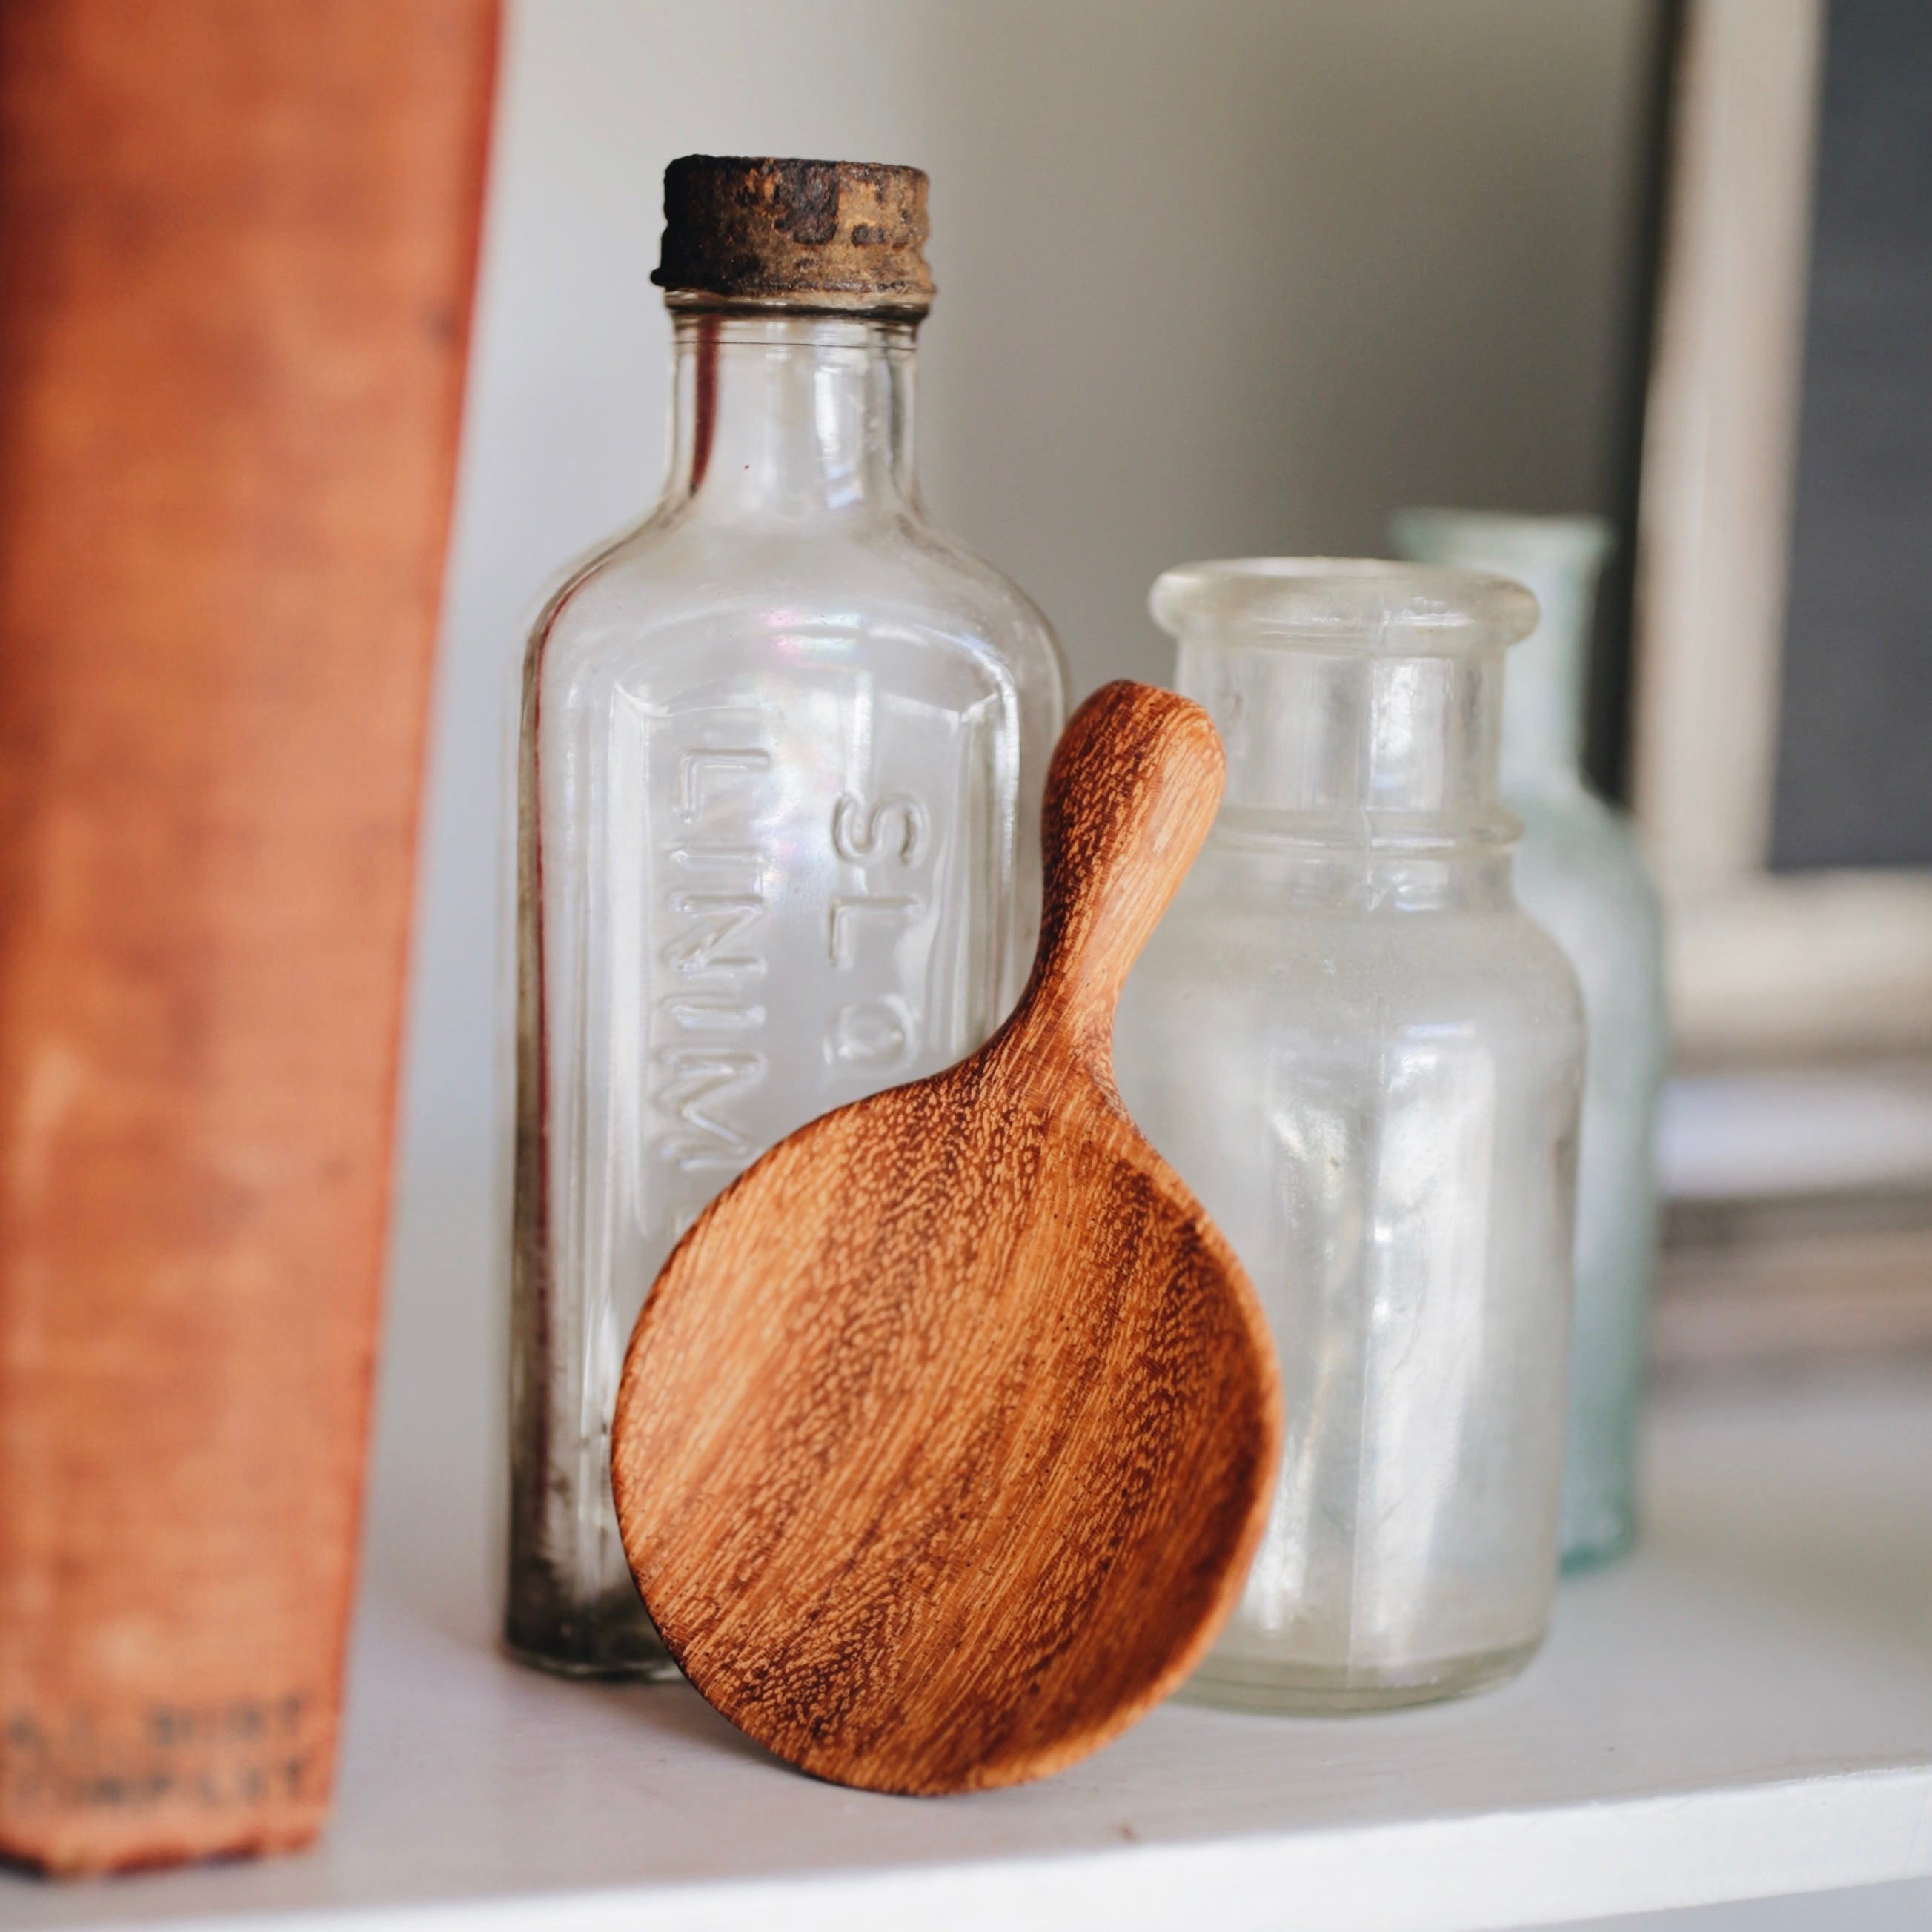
[661,309,921,525]
[1498,567,1592,793]
[1387,513,1612,794]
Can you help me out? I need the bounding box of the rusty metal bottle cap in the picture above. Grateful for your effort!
[652,156,935,317]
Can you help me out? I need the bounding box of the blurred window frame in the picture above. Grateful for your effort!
[1632,0,1932,1066]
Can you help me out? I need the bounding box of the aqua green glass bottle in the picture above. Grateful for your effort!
[1391,510,1667,1568]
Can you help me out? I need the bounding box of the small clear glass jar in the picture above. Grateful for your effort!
[1114,560,1584,1712]
[508,160,1065,1676]
[1391,511,1667,1570]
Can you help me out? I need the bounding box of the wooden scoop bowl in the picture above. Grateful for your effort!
[610,680,1283,1795]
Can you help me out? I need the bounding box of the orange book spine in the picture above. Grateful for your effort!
[0,0,497,1875]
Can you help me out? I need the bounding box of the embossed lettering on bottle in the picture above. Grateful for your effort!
[827,787,929,1068]
[654,733,771,1196]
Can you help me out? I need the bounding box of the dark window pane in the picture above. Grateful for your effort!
[1771,0,1932,872]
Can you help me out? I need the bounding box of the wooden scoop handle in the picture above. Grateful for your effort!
[1015,679,1225,1067]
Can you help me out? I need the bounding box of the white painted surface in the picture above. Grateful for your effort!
[1573,1879,1932,1932]
[1659,1060,1932,1199]
[9,1370,1932,1932]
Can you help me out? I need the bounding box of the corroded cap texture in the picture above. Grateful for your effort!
[653,156,935,315]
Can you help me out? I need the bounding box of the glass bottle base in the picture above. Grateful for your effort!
[1179,1635,1543,1715]
[503,1584,683,1682]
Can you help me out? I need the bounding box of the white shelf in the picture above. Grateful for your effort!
[9,1370,1932,1932]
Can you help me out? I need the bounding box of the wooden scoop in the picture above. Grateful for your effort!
[610,680,1283,1795]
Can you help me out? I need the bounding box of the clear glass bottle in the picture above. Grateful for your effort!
[1114,560,1584,1712]
[508,157,1064,1676]
[1390,511,1667,1570]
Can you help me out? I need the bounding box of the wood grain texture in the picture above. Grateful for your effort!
[0,0,497,1876]
[611,681,1284,1796]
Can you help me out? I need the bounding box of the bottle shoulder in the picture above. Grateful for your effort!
[1140,860,1582,1015]
[1510,790,1664,937]
[1509,781,1652,869]
[525,507,1065,703]
[1123,900,1584,1069]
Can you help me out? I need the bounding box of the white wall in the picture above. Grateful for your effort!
[368,0,1661,1621]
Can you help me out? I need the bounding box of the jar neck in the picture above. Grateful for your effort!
[1177,640,1517,854]
[661,309,920,525]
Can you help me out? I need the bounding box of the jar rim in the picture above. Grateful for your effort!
[1151,557,1539,654]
